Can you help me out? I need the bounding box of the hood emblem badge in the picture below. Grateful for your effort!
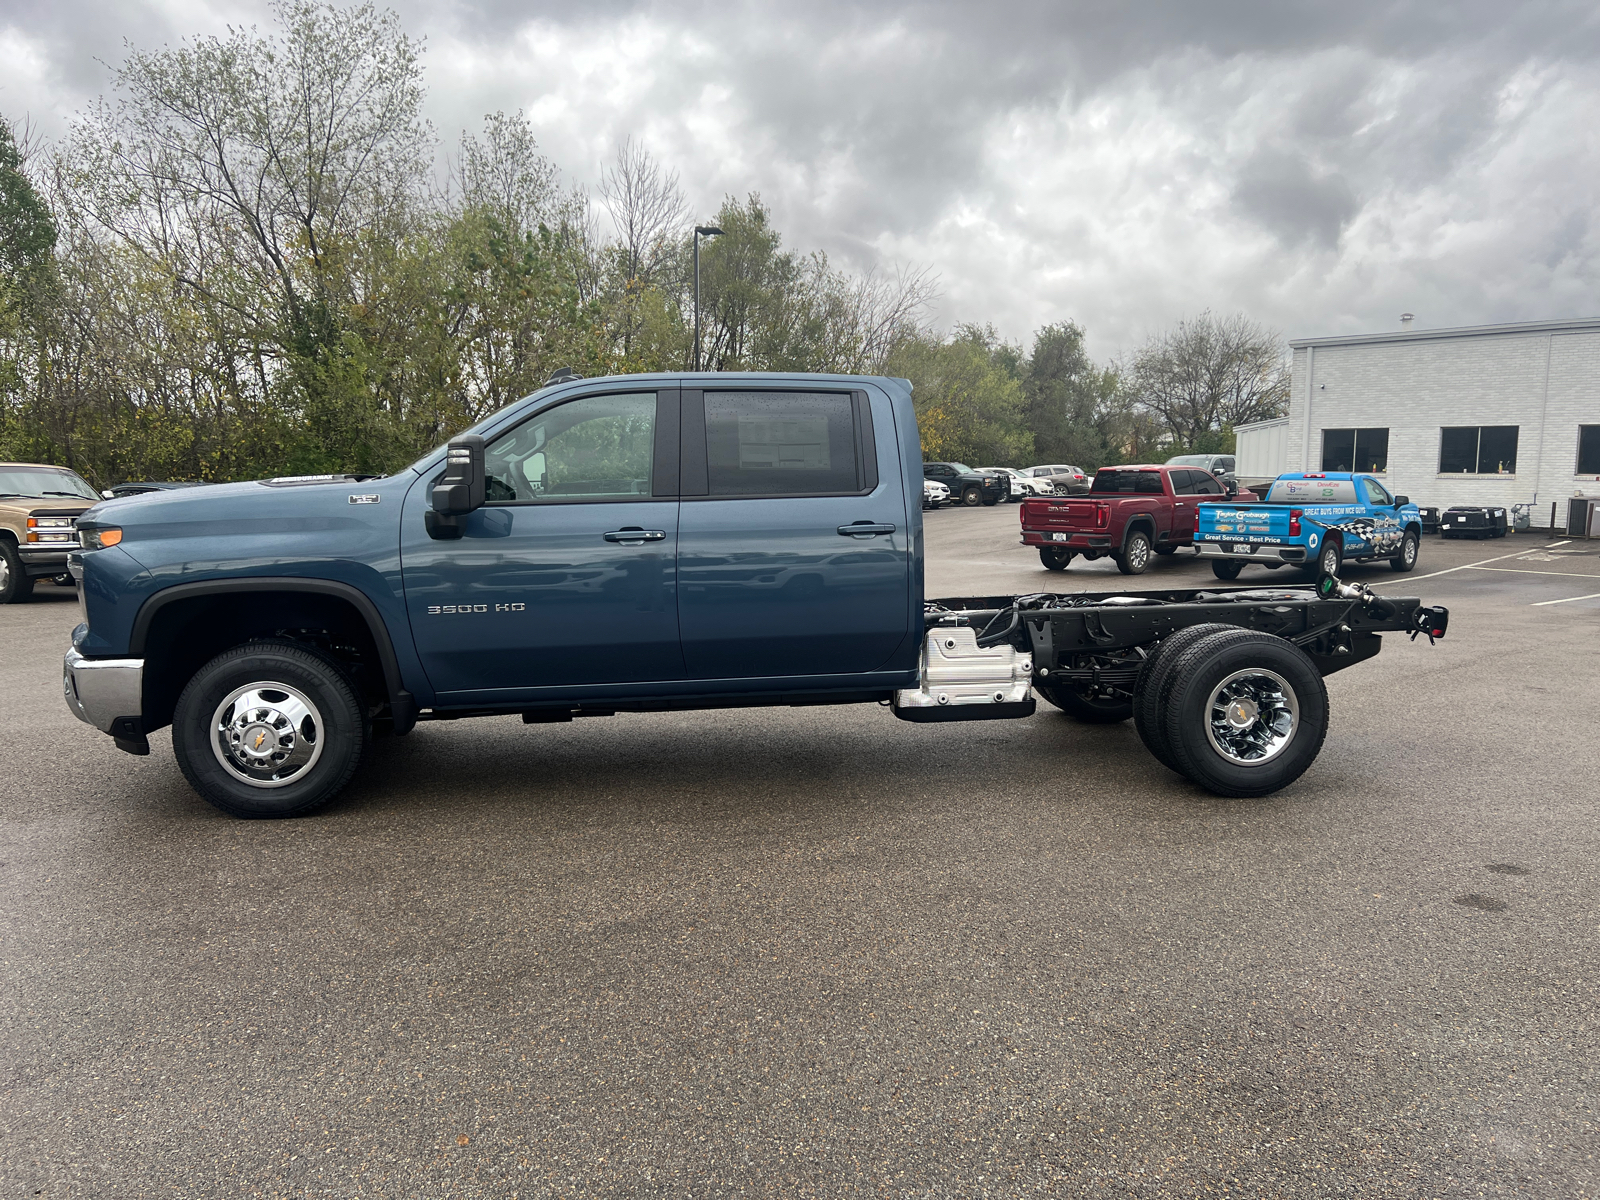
[348,494,380,504]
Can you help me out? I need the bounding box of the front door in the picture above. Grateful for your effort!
[676,387,910,680]
[401,389,685,698]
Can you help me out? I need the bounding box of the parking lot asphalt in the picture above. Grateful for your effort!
[3,509,1597,1198]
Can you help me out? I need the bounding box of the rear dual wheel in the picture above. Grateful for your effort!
[1133,625,1328,796]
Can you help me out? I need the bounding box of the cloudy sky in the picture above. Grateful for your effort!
[4,0,1599,359]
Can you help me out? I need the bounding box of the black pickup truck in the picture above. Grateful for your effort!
[922,462,1010,507]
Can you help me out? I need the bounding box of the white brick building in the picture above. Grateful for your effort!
[1281,318,1600,528]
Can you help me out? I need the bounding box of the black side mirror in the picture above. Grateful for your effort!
[1393,495,1410,506]
[426,435,486,540]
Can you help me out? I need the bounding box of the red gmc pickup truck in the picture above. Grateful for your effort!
[1019,464,1229,574]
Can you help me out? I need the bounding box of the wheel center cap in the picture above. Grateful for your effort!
[1226,698,1259,729]
[240,721,280,758]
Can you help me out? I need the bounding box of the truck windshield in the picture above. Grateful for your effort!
[1165,455,1213,468]
[0,467,99,500]
[1091,471,1165,495]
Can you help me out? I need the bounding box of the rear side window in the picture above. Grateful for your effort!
[1266,478,1360,504]
[704,391,864,496]
[1092,470,1165,495]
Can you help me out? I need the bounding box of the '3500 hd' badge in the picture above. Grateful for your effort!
[427,603,527,614]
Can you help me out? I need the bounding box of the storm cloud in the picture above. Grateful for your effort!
[4,0,1599,356]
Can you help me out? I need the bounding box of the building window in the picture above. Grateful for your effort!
[1321,428,1389,473]
[1439,425,1518,474]
[1579,425,1600,475]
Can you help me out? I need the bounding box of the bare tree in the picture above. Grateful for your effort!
[1129,311,1288,448]
[597,138,686,292]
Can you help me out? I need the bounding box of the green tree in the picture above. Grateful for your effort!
[885,325,1032,466]
[1021,321,1125,469]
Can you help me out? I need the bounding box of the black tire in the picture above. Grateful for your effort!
[961,486,982,507]
[980,491,1000,507]
[1389,530,1419,573]
[1311,537,1342,579]
[1158,629,1329,798]
[1039,547,1074,571]
[172,639,370,819]
[1116,530,1152,575]
[53,573,76,588]
[1035,680,1133,723]
[0,540,34,604]
[1154,545,1178,556]
[1211,560,1244,581]
[1132,623,1238,771]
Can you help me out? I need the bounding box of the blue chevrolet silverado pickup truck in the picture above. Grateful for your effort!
[63,373,1448,817]
[1195,472,1423,582]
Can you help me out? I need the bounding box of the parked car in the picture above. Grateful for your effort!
[1194,472,1422,580]
[1020,463,1223,574]
[62,372,1449,814]
[922,462,1009,506]
[1026,464,1090,494]
[1165,453,1237,485]
[983,467,1054,500]
[103,481,210,499]
[922,478,950,509]
[0,462,101,603]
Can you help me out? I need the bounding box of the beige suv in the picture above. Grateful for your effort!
[0,462,101,604]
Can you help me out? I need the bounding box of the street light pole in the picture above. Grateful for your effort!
[693,224,723,372]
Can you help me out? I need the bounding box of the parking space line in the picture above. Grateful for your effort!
[1369,547,1550,585]
[1466,566,1600,579]
[1532,590,1600,607]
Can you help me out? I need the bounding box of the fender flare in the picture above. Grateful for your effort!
[1121,516,1156,552]
[129,577,415,727]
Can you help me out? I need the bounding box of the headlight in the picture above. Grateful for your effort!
[26,516,77,544]
[79,526,123,549]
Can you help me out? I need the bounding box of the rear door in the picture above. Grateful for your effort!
[676,386,909,681]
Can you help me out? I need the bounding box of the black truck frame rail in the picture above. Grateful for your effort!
[913,583,1448,798]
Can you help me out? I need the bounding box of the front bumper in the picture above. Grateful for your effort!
[19,545,76,575]
[1196,541,1307,564]
[63,647,144,734]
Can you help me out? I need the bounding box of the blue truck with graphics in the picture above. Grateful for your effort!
[61,374,1448,816]
[1195,472,1423,582]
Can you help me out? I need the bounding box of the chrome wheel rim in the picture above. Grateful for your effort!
[210,682,325,789]
[1204,668,1299,766]
[1321,545,1338,574]
[1129,538,1148,569]
[0,553,9,592]
[1403,537,1416,565]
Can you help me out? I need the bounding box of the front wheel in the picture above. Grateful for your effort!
[1116,531,1152,575]
[980,491,1000,507]
[172,640,370,818]
[0,541,34,604]
[1158,629,1329,797]
[1390,530,1419,572]
[961,486,982,507]
[1039,547,1074,571]
[1211,560,1244,581]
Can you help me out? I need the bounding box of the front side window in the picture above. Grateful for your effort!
[1363,477,1394,506]
[1170,470,1196,495]
[1322,428,1388,473]
[1192,472,1225,496]
[1578,425,1600,475]
[483,392,656,502]
[1440,426,1518,474]
[707,392,861,496]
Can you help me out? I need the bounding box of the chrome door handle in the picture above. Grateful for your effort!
[837,522,896,538]
[604,528,666,543]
